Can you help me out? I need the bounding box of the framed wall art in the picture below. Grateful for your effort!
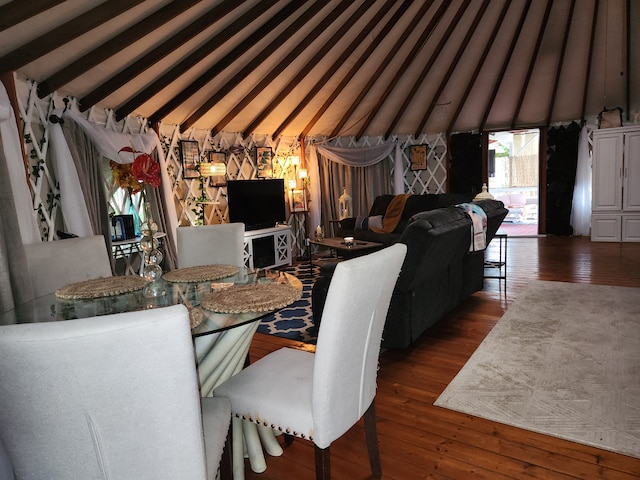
[410,144,429,171]
[255,146,273,178]
[180,140,200,179]
[290,189,307,212]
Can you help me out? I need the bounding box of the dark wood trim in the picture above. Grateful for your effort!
[626,0,631,121]
[545,0,576,127]
[581,0,599,123]
[413,0,489,138]
[538,126,547,235]
[37,0,203,98]
[79,0,244,112]
[0,73,30,193]
[480,0,532,131]
[0,0,65,32]
[510,0,553,129]
[0,0,144,76]
[243,0,385,140]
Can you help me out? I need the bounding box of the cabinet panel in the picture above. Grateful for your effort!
[591,215,621,242]
[592,133,623,211]
[623,132,640,210]
[622,216,640,242]
[243,226,291,269]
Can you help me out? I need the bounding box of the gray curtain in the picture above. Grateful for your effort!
[0,140,33,312]
[62,118,116,274]
[317,154,392,225]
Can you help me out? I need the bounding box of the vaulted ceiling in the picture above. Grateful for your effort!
[1,0,637,139]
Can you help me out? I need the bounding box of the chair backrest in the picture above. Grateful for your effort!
[177,223,245,268]
[0,304,211,480]
[312,243,406,447]
[23,235,113,297]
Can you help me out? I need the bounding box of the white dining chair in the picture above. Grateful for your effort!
[214,243,407,480]
[23,234,113,297]
[0,304,232,480]
[177,223,245,268]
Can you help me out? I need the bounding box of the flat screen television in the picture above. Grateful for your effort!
[227,179,287,231]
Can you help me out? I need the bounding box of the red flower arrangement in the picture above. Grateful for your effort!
[111,146,161,192]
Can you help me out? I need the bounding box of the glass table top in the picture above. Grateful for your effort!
[0,268,302,337]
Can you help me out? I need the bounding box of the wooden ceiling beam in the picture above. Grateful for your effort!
[172,1,319,131]
[510,0,553,129]
[242,0,381,139]
[288,0,414,140]
[446,0,512,136]
[209,1,354,135]
[545,0,576,126]
[479,0,532,131]
[180,1,325,134]
[328,0,442,139]
[125,0,279,123]
[356,0,469,140]
[0,0,65,32]
[79,0,244,111]
[0,0,144,76]
[37,0,203,98]
[413,0,490,138]
[580,0,599,122]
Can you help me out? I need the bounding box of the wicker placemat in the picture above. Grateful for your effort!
[55,276,148,299]
[201,282,302,313]
[189,307,204,329]
[163,264,239,283]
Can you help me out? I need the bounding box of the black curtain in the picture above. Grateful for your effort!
[546,122,580,236]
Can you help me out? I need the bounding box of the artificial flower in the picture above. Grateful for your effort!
[131,153,161,188]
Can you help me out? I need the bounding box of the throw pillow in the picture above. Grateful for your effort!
[367,215,383,230]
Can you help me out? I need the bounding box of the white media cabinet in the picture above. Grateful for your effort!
[242,225,292,269]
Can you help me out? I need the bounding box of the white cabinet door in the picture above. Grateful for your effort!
[623,131,640,211]
[592,132,623,211]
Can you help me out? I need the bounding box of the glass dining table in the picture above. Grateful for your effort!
[0,267,302,480]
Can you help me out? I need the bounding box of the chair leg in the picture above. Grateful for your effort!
[219,425,233,480]
[314,444,331,480]
[364,400,382,478]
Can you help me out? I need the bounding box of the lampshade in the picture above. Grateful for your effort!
[290,156,300,166]
[199,162,226,177]
[298,168,308,179]
[288,179,297,190]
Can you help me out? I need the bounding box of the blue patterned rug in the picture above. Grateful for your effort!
[257,263,319,343]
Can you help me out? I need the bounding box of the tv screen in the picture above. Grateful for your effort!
[227,179,287,231]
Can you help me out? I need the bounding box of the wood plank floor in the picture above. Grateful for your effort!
[245,236,640,480]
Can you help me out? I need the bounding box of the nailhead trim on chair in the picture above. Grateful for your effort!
[233,414,313,440]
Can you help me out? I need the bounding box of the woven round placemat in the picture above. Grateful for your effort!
[201,282,302,313]
[55,276,148,299]
[189,307,204,329]
[163,264,239,283]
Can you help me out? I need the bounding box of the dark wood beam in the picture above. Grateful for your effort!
[79,0,244,111]
[545,0,576,126]
[291,0,418,140]
[176,1,326,134]
[142,0,289,125]
[242,0,381,139]
[208,1,354,135]
[626,0,631,121]
[0,0,65,32]
[446,1,512,136]
[355,0,469,140]
[0,0,144,76]
[37,0,203,98]
[580,0,599,122]
[412,0,490,139]
[510,0,553,129]
[328,0,444,139]
[479,0,532,131]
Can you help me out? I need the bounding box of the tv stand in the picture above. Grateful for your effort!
[243,225,292,269]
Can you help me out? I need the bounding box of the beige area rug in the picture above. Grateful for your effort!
[435,280,640,459]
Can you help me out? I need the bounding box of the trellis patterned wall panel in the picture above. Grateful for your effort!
[14,76,449,250]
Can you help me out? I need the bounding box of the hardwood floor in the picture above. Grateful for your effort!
[245,236,640,479]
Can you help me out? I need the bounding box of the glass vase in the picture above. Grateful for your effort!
[140,202,165,298]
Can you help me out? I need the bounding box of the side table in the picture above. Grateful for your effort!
[484,230,507,281]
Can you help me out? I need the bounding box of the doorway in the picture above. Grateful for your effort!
[487,129,540,236]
